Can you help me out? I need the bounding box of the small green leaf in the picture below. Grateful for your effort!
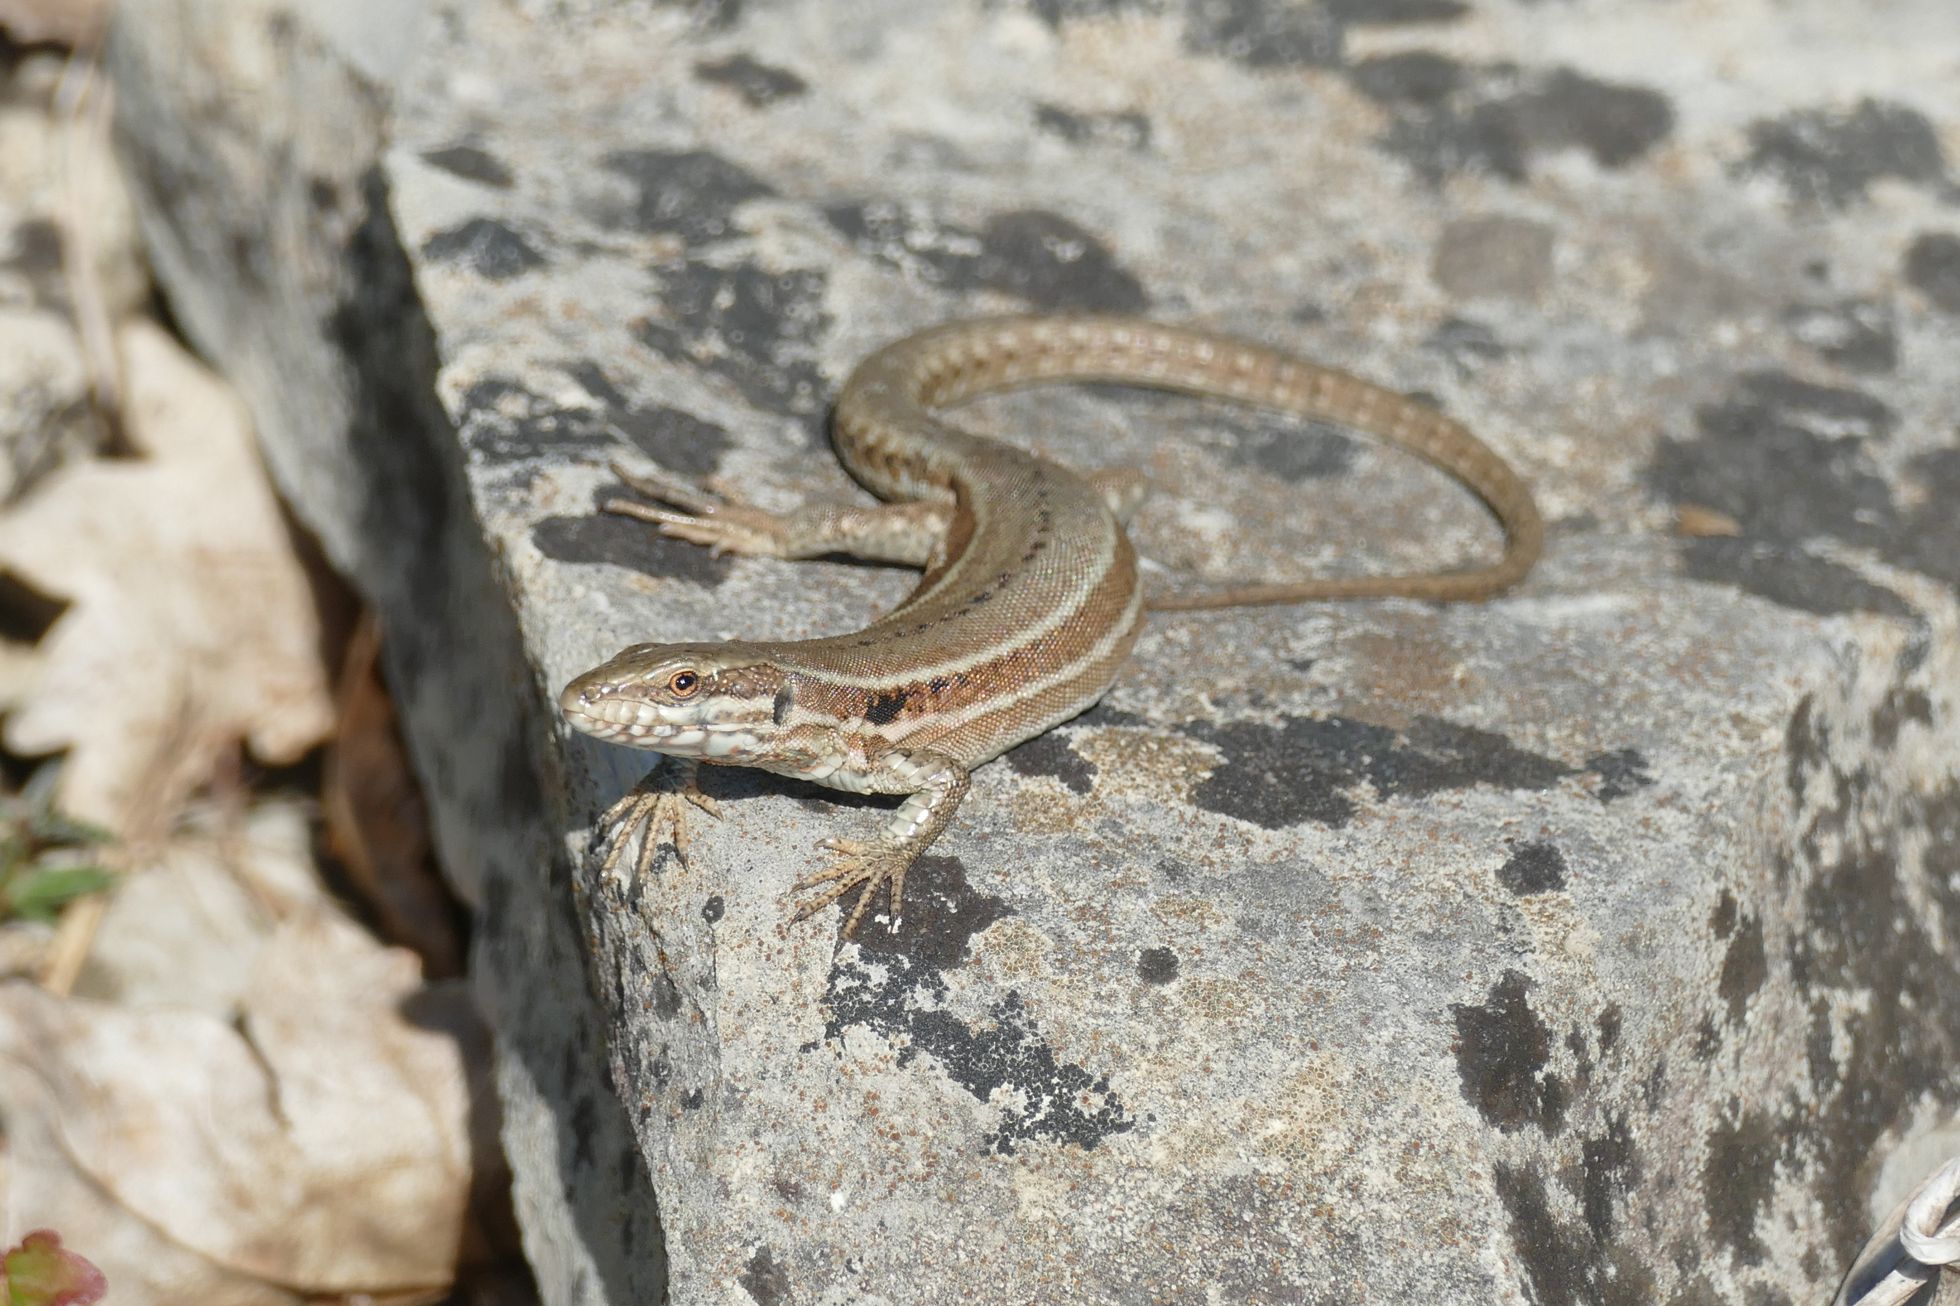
[2,866,115,922]
[4,1229,107,1306]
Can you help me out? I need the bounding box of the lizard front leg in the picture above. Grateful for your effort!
[790,749,971,936]
[592,759,721,886]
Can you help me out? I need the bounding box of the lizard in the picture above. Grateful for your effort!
[559,314,1543,935]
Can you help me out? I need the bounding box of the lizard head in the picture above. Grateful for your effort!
[559,642,791,760]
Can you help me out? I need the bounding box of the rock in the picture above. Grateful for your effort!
[108,0,1960,1303]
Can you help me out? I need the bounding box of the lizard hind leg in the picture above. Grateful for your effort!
[604,458,953,565]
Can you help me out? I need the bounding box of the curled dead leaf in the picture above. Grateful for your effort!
[0,321,334,833]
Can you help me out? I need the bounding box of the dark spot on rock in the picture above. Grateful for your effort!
[1018,0,1152,27]
[1425,315,1508,370]
[649,971,682,1020]
[1005,730,1095,794]
[1709,888,1737,939]
[633,260,832,416]
[651,0,741,29]
[1349,50,1463,106]
[1692,1014,1721,1060]
[1894,447,1960,591]
[738,1245,789,1305]
[1648,370,1897,553]
[680,1087,703,1110]
[702,895,725,923]
[1784,299,1896,372]
[1191,712,1574,831]
[1326,0,1465,23]
[1871,686,1932,749]
[692,53,808,107]
[1776,681,1960,1253]
[1137,946,1178,984]
[1451,970,1567,1135]
[1433,214,1555,302]
[421,143,514,188]
[1641,1060,1666,1112]
[1585,748,1653,802]
[1596,1004,1621,1052]
[1904,231,1960,313]
[825,931,1128,1153]
[826,202,1147,312]
[1717,911,1767,1024]
[1196,403,1357,482]
[420,217,545,281]
[305,176,339,215]
[1581,1113,1637,1239]
[1517,68,1675,168]
[1703,1106,1778,1265]
[863,688,910,725]
[1496,841,1567,896]
[1033,101,1152,150]
[1493,1162,1657,1306]
[531,484,733,587]
[846,856,1011,970]
[1679,539,1913,619]
[1183,0,1344,67]
[1739,99,1946,206]
[975,210,1148,312]
[564,362,736,478]
[1373,64,1672,185]
[1565,1026,1592,1083]
[1805,1000,1838,1095]
[456,377,616,462]
[599,148,776,245]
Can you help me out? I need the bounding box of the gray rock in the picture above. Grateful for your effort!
[110,0,1960,1302]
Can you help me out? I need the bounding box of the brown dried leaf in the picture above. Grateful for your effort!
[0,322,334,831]
[0,910,489,1302]
[324,615,462,977]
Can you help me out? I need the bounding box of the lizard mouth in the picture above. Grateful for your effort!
[559,690,760,758]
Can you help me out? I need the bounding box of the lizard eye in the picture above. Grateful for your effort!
[668,670,700,697]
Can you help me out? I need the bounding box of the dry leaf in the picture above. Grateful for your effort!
[72,798,324,1012]
[0,0,108,49]
[0,321,334,831]
[0,909,491,1303]
[324,615,463,978]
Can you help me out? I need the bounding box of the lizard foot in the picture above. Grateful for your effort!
[604,459,792,558]
[790,836,917,937]
[592,765,721,886]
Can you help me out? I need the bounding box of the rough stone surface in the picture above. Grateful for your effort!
[116,0,1960,1302]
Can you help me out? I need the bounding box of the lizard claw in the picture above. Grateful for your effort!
[603,461,794,558]
[592,764,720,887]
[791,837,914,936]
